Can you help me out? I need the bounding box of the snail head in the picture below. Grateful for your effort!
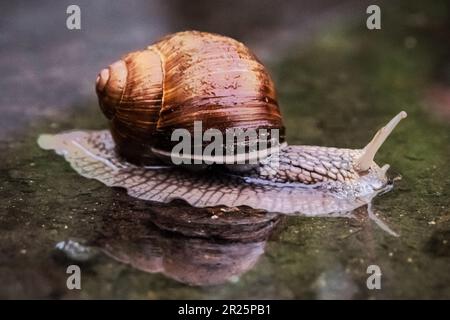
[354,111,407,188]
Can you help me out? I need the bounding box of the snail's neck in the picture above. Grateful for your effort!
[229,145,363,186]
[220,145,390,201]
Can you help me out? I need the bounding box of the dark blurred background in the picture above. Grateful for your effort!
[0,0,373,138]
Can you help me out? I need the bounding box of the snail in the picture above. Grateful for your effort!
[38,31,407,216]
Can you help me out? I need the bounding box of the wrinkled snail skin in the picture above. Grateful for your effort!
[242,109,406,188]
[37,31,407,215]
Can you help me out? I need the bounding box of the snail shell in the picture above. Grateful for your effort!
[96,31,285,165]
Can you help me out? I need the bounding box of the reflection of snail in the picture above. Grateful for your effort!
[94,205,281,286]
[38,31,407,215]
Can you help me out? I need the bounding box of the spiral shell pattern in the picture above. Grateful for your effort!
[96,31,284,164]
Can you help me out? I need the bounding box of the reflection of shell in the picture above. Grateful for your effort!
[95,31,285,164]
[95,202,281,286]
[162,238,265,286]
[149,204,281,241]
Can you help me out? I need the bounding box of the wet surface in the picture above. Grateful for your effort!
[50,204,280,288]
[1,0,450,299]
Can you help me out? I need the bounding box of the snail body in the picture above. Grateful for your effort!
[38,31,407,215]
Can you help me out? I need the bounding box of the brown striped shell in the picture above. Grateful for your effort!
[95,31,285,165]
